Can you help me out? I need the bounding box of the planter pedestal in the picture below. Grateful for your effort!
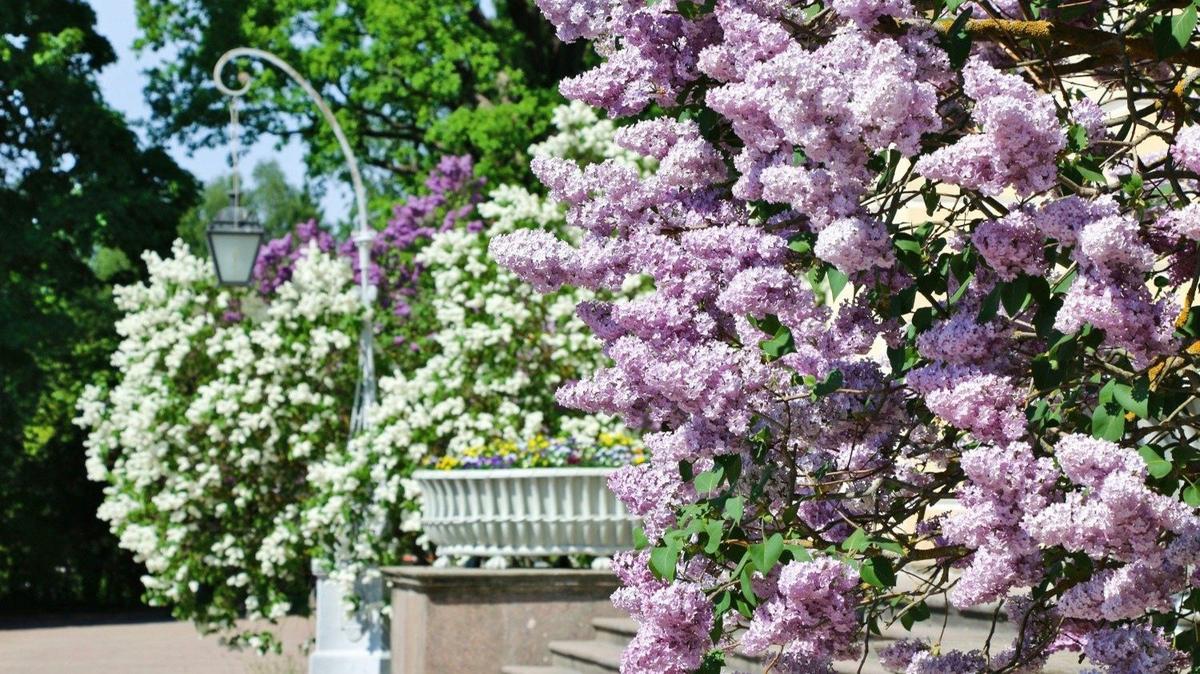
[382,566,621,674]
[310,568,390,674]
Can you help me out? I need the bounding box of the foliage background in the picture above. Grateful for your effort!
[2,0,585,612]
[0,0,197,611]
[134,0,589,199]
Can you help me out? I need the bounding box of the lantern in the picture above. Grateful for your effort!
[206,192,263,286]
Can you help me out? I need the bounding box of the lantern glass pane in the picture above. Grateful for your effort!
[208,231,262,285]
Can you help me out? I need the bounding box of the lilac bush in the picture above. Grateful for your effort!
[493,0,1200,672]
[255,155,484,365]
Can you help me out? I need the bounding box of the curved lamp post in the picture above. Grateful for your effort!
[211,47,387,674]
[211,46,377,432]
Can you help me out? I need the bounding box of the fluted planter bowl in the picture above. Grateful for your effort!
[413,467,637,557]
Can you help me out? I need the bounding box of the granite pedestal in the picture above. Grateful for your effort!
[382,566,621,674]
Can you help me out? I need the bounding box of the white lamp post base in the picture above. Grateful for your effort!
[309,567,390,674]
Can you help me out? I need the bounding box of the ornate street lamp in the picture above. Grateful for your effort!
[211,47,376,429]
[206,192,264,286]
[211,47,384,674]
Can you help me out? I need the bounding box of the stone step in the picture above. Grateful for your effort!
[549,638,623,674]
[500,666,582,674]
[590,617,637,646]
[581,610,1083,674]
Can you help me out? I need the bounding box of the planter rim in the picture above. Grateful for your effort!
[412,467,621,479]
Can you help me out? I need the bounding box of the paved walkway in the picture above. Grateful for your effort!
[0,613,313,674]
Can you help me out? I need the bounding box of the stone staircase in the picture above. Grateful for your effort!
[500,602,1088,674]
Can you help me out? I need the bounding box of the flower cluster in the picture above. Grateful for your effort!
[495,1,1200,672]
[430,432,646,470]
[307,102,646,594]
[254,154,485,368]
[78,151,499,645]
[77,242,364,650]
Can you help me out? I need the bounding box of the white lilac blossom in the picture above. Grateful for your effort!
[77,242,363,649]
[320,104,646,583]
[78,108,645,648]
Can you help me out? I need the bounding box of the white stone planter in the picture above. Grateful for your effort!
[413,467,637,557]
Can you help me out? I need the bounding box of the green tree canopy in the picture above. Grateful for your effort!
[0,0,197,609]
[135,0,588,199]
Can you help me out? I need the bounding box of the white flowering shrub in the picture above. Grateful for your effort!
[76,103,645,645]
[311,103,647,578]
[76,241,364,650]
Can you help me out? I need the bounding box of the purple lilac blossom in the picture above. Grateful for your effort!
[916,57,1065,196]
[620,582,714,674]
[941,442,1057,607]
[813,216,895,274]
[497,2,1200,672]
[1171,125,1200,174]
[254,219,335,295]
[972,210,1045,281]
[1071,97,1107,143]
[739,559,861,669]
[878,639,930,672]
[255,155,483,321]
[1081,625,1186,674]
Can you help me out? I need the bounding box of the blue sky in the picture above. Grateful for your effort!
[92,0,352,222]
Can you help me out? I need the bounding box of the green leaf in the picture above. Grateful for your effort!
[827,268,849,301]
[1001,276,1031,316]
[1113,379,1149,419]
[900,600,931,630]
[714,590,733,614]
[947,273,974,306]
[704,520,724,554]
[760,323,796,360]
[784,544,813,563]
[650,546,679,582]
[813,369,844,397]
[1185,483,1200,508]
[724,496,745,522]
[1138,445,1173,479]
[1052,268,1078,295]
[1074,157,1106,184]
[861,556,897,589]
[1091,401,1126,441]
[1067,123,1089,151]
[739,562,758,604]
[941,11,973,69]
[787,237,812,255]
[976,287,1002,323]
[1169,5,1198,57]
[678,460,694,483]
[633,527,649,550]
[921,183,939,215]
[675,0,716,18]
[697,651,726,674]
[715,454,742,487]
[842,527,870,553]
[1121,172,1144,195]
[694,467,724,492]
[748,533,785,573]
